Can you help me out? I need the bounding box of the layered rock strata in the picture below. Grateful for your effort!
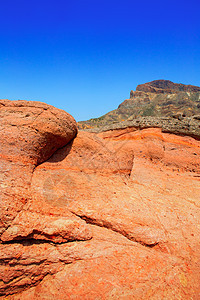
[136,79,200,94]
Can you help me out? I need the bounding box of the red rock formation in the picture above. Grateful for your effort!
[1,101,200,299]
[0,100,92,295]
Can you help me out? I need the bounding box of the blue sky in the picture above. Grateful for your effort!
[0,0,199,121]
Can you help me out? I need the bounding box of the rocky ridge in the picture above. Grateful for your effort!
[78,80,200,138]
[136,79,200,94]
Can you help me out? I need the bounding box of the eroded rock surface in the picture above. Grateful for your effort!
[0,99,80,234]
[0,100,92,295]
[1,100,200,299]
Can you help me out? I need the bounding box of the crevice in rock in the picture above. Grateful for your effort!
[1,238,55,245]
[1,233,91,246]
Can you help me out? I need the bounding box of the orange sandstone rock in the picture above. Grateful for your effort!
[0,101,200,299]
[0,100,92,294]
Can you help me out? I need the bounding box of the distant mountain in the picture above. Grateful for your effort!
[78,80,200,134]
[135,79,200,94]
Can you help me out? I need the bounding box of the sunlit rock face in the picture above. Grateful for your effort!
[0,99,78,237]
[0,99,200,299]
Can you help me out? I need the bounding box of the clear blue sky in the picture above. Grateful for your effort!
[0,0,199,121]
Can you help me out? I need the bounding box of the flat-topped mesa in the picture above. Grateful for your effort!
[79,79,200,135]
[131,79,200,96]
